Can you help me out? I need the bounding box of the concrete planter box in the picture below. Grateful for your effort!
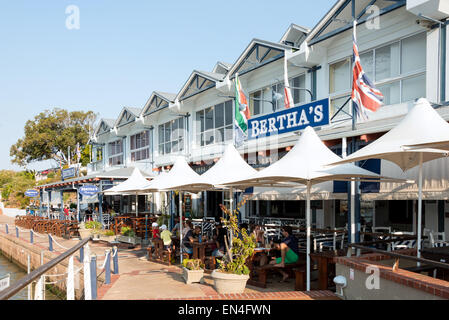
[182,267,204,284]
[99,235,117,243]
[117,235,140,245]
[211,270,249,294]
[79,229,93,239]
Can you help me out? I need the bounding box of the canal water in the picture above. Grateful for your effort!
[0,253,61,300]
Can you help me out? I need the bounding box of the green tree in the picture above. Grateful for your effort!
[0,170,36,208]
[10,108,97,167]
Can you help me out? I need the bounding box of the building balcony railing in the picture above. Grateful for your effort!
[87,161,104,174]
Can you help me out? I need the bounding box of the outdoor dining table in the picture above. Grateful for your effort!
[192,240,215,263]
[421,246,449,281]
[246,247,273,287]
[309,249,346,290]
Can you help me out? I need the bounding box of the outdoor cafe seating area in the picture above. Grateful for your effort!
[26,98,449,293]
[15,215,80,239]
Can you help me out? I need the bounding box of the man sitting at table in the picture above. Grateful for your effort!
[269,226,300,282]
[182,225,200,255]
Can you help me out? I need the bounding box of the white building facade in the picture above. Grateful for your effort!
[88,0,449,238]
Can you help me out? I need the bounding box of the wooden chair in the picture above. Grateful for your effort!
[148,238,172,266]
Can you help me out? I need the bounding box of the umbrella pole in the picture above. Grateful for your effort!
[306,181,311,292]
[350,180,356,243]
[179,191,184,264]
[229,187,234,245]
[417,153,423,266]
[136,193,138,218]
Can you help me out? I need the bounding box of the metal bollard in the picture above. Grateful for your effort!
[104,249,111,284]
[79,243,84,263]
[90,254,97,300]
[48,234,53,252]
[30,230,34,244]
[112,246,119,274]
[16,227,19,238]
[5,224,8,234]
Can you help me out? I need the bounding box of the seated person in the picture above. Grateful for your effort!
[160,224,172,251]
[269,226,300,282]
[152,222,160,239]
[172,217,185,237]
[182,225,197,255]
[253,224,265,247]
[212,223,227,257]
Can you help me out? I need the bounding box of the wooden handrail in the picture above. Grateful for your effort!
[0,237,91,300]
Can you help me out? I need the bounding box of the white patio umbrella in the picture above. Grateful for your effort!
[199,143,258,217]
[222,126,400,291]
[331,98,449,262]
[104,167,154,217]
[140,157,212,263]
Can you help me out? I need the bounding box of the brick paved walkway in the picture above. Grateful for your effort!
[0,214,339,301]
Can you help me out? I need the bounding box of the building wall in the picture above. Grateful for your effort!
[87,3,449,231]
[335,263,444,300]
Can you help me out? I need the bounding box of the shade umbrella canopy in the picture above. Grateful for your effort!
[104,167,154,195]
[138,157,211,265]
[223,126,391,188]
[331,98,449,171]
[330,98,449,266]
[221,126,399,292]
[147,157,212,192]
[103,167,154,218]
[199,143,258,188]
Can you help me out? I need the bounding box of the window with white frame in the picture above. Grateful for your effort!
[195,100,233,147]
[329,32,427,120]
[108,140,123,166]
[249,74,307,117]
[158,118,185,155]
[130,131,150,162]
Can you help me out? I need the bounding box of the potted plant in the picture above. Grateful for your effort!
[211,199,256,294]
[79,220,102,239]
[99,229,116,242]
[117,226,139,245]
[182,259,205,284]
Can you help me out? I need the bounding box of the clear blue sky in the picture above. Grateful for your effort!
[0,0,332,171]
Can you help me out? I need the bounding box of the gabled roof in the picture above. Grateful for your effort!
[94,118,115,136]
[212,61,233,74]
[141,91,176,117]
[305,0,406,46]
[280,23,310,47]
[177,70,225,101]
[114,107,142,128]
[227,39,295,78]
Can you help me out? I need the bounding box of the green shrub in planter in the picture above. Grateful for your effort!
[104,230,115,236]
[182,259,204,270]
[217,199,256,276]
[85,221,102,230]
[120,226,135,238]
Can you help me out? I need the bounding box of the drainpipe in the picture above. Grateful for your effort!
[440,21,447,103]
[149,126,154,170]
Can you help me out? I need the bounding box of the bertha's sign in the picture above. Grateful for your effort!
[62,167,76,180]
[248,98,329,139]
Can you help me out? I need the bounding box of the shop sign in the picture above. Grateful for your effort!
[248,98,329,139]
[62,167,76,180]
[79,185,99,196]
[25,190,39,197]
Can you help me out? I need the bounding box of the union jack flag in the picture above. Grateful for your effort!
[352,21,383,121]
